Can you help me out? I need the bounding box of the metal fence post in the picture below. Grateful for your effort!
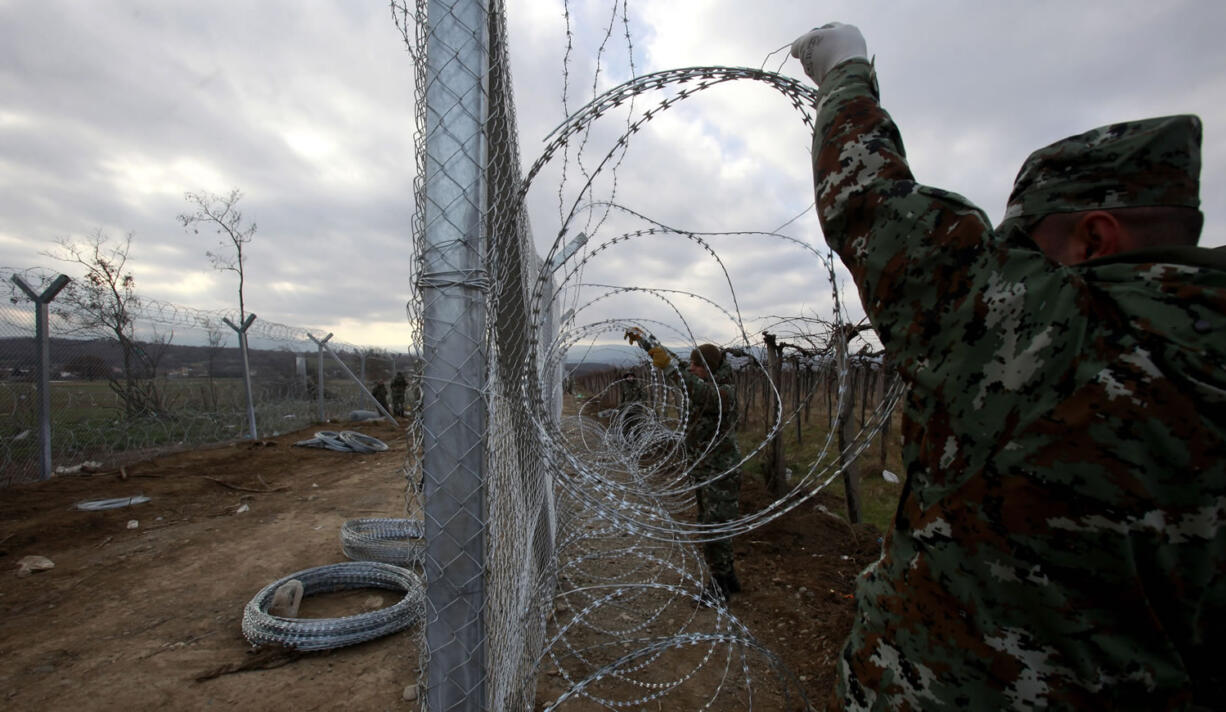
[223,313,258,440]
[316,338,397,425]
[421,0,489,707]
[310,332,332,422]
[11,274,70,481]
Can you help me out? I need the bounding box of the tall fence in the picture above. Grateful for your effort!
[393,0,911,707]
[0,282,415,487]
[400,0,559,709]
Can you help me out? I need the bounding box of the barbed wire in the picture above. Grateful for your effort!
[395,3,902,708]
[513,56,902,711]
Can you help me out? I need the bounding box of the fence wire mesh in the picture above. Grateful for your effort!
[397,0,904,710]
[396,0,906,709]
[7,1,906,707]
[2,268,412,486]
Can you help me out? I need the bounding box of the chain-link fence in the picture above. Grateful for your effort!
[396,0,562,708]
[398,1,900,708]
[2,272,416,486]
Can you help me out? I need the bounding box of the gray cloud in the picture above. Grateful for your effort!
[2,1,1224,352]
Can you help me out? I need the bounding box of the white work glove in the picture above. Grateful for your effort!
[790,22,867,86]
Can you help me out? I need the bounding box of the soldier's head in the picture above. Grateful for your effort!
[997,114,1203,265]
[689,344,723,380]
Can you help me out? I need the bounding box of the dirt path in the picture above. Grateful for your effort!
[0,418,879,710]
[0,420,417,711]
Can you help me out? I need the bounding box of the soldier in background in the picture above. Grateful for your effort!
[371,379,389,415]
[390,371,408,417]
[792,22,1225,709]
[627,330,744,603]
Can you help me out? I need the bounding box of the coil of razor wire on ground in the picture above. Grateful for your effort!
[241,561,424,651]
[340,430,390,453]
[293,430,388,453]
[340,518,425,567]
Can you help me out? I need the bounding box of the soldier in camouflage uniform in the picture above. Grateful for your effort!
[370,379,389,415]
[626,331,744,601]
[793,23,1225,710]
[390,371,408,417]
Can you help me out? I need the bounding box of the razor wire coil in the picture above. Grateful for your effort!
[241,561,424,652]
[340,517,426,566]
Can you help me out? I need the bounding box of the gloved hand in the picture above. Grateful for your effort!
[790,22,867,86]
[624,327,645,345]
[648,346,672,370]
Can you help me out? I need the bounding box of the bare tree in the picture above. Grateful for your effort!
[179,188,261,438]
[44,230,169,418]
[178,188,256,320]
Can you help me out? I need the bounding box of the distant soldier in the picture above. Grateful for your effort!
[390,371,408,417]
[627,328,743,603]
[371,379,389,415]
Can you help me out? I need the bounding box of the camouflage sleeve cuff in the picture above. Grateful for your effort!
[817,57,879,105]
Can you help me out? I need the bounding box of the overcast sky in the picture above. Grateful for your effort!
[3,1,1224,352]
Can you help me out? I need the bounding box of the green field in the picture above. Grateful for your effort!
[0,376,374,484]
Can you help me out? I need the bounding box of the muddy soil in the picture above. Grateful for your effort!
[0,417,879,711]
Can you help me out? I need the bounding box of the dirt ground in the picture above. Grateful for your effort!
[0,416,881,711]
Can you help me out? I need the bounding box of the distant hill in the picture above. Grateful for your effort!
[563,343,641,366]
[564,362,617,378]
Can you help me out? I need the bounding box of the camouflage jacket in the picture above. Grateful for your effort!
[813,59,1226,710]
[677,361,741,467]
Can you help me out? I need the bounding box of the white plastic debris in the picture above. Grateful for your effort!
[74,496,151,511]
[16,555,55,577]
[55,460,104,475]
[881,469,900,483]
[126,520,139,529]
[235,503,250,514]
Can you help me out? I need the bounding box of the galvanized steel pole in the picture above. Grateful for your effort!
[12,274,70,480]
[421,0,489,708]
[310,332,332,422]
[223,313,258,440]
[317,339,397,424]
